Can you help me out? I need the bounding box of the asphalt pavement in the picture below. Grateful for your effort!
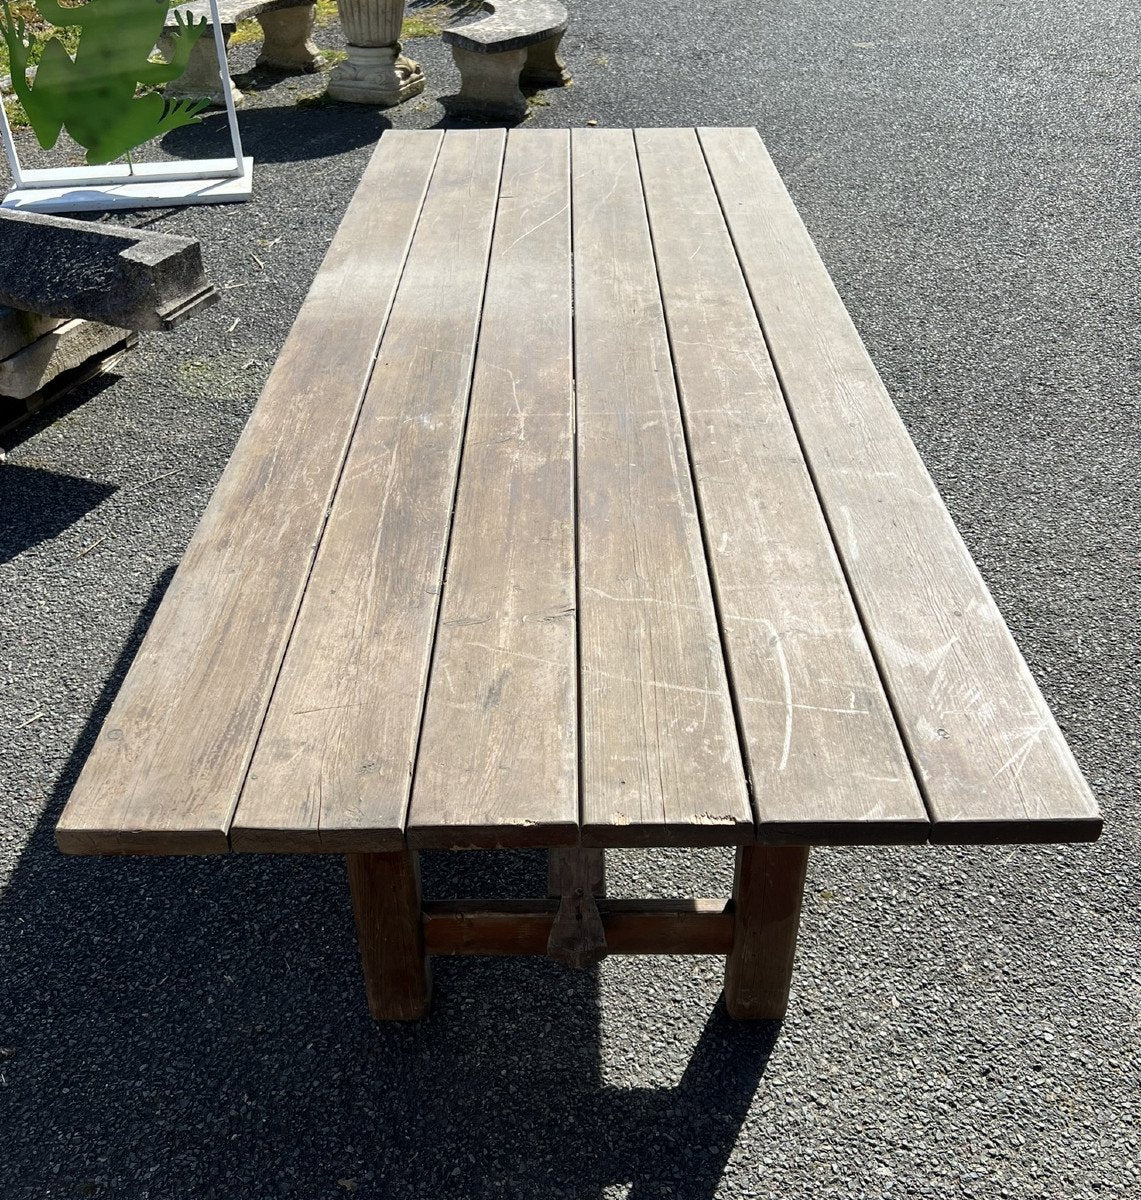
[1,2,1138,1197]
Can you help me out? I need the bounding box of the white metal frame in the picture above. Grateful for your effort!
[1,0,253,213]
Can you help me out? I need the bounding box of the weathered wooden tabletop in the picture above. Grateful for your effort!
[56,128,1100,858]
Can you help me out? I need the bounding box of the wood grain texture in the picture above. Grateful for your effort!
[699,127,1101,845]
[724,844,809,1019]
[547,847,605,897]
[55,130,444,856]
[571,128,752,849]
[407,130,577,851]
[347,851,431,1020]
[231,129,507,854]
[636,128,928,845]
[422,898,734,956]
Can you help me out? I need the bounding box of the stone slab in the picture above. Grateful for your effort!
[443,0,567,54]
[165,0,312,28]
[0,209,217,332]
[0,307,64,362]
[0,319,135,401]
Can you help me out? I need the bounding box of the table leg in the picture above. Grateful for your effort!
[724,845,810,1020]
[546,848,608,968]
[346,850,431,1020]
[547,847,605,897]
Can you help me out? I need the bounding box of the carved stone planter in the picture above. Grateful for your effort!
[329,0,425,105]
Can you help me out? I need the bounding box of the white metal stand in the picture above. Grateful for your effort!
[1,0,252,214]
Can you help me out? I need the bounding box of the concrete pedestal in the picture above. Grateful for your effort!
[329,0,424,106]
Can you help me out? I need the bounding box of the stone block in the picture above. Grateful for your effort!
[0,319,136,401]
[0,210,217,332]
[0,306,64,362]
[443,46,528,121]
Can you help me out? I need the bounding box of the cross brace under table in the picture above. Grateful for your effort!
[346,846,809,1021]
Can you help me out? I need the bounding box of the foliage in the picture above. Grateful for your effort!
[1,2,69,81]
[403,4,447,39]
[1,0,212,164]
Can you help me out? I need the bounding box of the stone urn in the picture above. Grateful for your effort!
[329,0,426,105]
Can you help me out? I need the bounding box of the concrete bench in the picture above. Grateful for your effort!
[161,0,319,107]
[443,0,571,120]
[56,129,1101,1024]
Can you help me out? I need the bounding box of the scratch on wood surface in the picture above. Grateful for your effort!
[584,585,701,613]
[740,345,777,386]
[485,362,524,439]
[759,619,793,772]
[522,607,575,623]
[591,667,722,700]
[743,697,869,717]
[991,722,1048,785]
[501,202,568,255]
[585,169,622,224]
[881,631,961,677]
[466,641,563,670]
[291,702,362,717]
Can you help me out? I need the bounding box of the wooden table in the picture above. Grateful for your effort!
[57,128,1101,1021]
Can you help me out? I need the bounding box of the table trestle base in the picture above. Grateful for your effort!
[347,847,810,1020]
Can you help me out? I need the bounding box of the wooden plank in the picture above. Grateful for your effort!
[724,845,810,1019]
[347,851,431,1020]
[231,129,507,853]
[571,128,752,849]
[635,127,928,845]
[548,847,605,897]
[55,130,444,856]
[406,130,577,851]
[699,127,1101,844]
[422,898,734,956]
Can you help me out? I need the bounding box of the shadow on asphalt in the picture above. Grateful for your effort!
[1,371,122,452]
[161,103,393,166]
[0,573,779,1199]
[0,462,117,565]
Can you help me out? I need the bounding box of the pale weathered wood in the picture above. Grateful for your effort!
[231,129,507,854]
[699,127,1101,844]
[422,898,734,956]
[407,130,577,851]
[571,127,753,849]
[724,844,809,1019]
[635,128,928,845]
[60,125,1099,879]
[346,850,431,1020]
[56,130,444,856]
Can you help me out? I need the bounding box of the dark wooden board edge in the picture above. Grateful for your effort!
[56,826,228,856]
[580,818,755,850]
[929,815,1103,845]
[406,821,579,851]
[756,819,929,846]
